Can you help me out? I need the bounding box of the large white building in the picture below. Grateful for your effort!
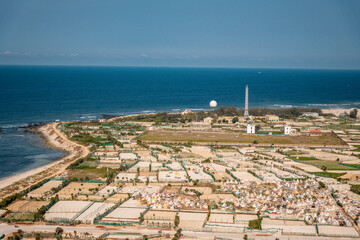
[247,124,255,134]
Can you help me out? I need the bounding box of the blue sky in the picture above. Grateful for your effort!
[0,0,359,69]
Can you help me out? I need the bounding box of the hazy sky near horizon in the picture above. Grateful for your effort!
[0,0,359,69]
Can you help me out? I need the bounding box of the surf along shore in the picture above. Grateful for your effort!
[0,122,89,200]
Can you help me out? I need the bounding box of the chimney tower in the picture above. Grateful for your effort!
[244,85,249,118]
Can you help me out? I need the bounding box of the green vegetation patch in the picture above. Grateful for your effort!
[248,218,262,230]
[6,212,36,221]
[296,159,358,170]
[290,156,318,161]
[312,172,346,178]
[326,124,360,130]
[282,150,305,155]
[351,185,360,195]
[67,168,115,181]
[138,130,345,146]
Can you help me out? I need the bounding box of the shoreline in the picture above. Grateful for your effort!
[0,122,90,199]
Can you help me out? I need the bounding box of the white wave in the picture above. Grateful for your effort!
[271,104,294,108]
[0,123,28,129]
[141,110,155,113]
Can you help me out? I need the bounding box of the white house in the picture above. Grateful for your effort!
[203,117,214,124]
[247,124,255,134]
[284,125,292,135]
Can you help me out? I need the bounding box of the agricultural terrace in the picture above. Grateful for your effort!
[291,159,359,171]
[138,130,346,146]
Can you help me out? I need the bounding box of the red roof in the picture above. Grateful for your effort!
[310,130,322,133]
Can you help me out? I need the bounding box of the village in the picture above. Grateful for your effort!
[1,107,360,240]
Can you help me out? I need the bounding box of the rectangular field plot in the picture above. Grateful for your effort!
[27,180,63,198]
[56,182,103,199]
[102,207,147,223]
[44,200,92,222]
[294,159,358,171]
[75,202,115,224]
[7,200,49,213]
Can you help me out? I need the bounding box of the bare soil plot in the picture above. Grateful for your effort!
[7,200,49,213]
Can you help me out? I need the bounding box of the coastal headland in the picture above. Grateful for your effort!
[0,122,89,199]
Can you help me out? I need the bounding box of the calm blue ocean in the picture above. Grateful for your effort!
[1,65,360,179]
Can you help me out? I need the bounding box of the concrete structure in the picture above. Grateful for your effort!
[266,115,279,122]
[247,124,255,134]
[244,85,249,118]
[302,112,319,118]
[209,100,217,108]
[203,117,214,124]
[284,124,292,135]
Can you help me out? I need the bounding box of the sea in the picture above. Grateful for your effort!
[1,65,360,179]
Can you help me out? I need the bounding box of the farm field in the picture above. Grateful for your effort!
[295,159,358,171]
[67,168,115,180]
[138,130,346,146]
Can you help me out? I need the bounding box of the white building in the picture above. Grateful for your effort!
[302,112,319,118]
[284,125,292,135]
[203,117,214,124]
[247,124,255,134]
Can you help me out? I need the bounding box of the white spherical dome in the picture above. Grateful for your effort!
[209,100,217,108]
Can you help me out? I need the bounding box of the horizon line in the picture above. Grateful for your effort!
[0,63,360,71]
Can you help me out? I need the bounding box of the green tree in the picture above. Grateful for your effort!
[232,117,239,123]
[174,215,180,227]
[35,233,42,240]
[55,227,63,240]
[350,109,358,119]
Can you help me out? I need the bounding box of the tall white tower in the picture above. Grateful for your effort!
[244,85,249,118]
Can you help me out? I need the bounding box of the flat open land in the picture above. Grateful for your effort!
[139,130,346,146]
[295,159,358,171]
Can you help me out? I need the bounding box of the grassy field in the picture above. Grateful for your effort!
[295,159,358,170]
[138,130,346,146]
[6,212,35,221]
[290,156,318,160]
[313,172,346,178]
[67,168,114,180]
[283,150,305,155]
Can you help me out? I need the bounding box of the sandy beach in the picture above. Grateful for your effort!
[322,108,358,117]
[0,122,89,199]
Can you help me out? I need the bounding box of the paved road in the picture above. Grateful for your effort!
[1,223,359,240]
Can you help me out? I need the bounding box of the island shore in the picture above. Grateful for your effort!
[0,122,89,199]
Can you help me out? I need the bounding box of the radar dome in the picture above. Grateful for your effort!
[209,100,217,108]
